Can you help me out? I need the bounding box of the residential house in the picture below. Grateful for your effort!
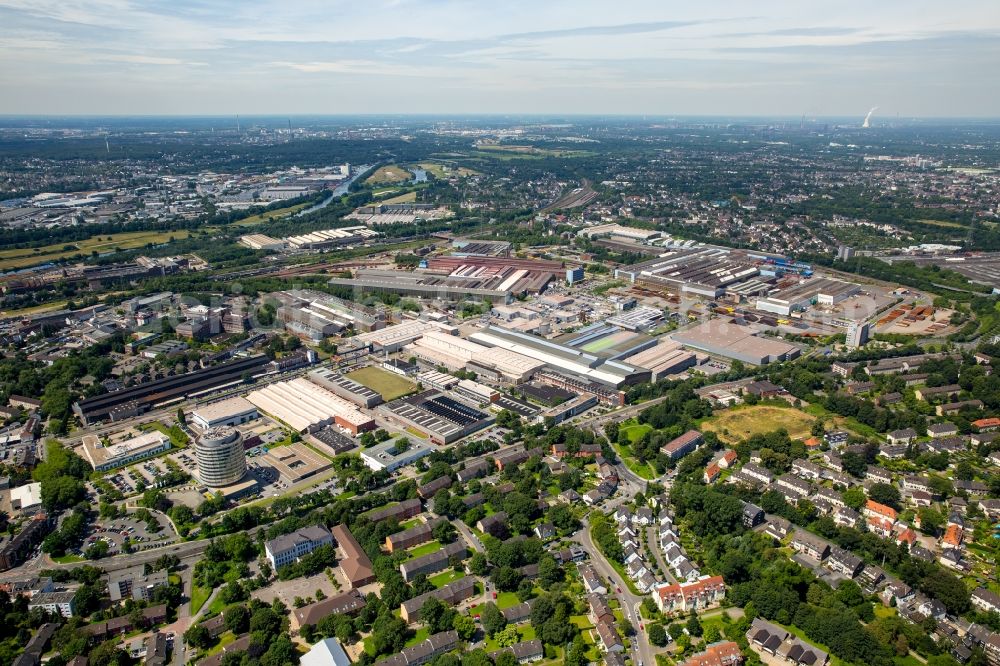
[790,531,830,561]
[654,576,726,615]
[746,618,828,666]
[971,588,1000,615]
[928,423,959,438]
[579,563,607,595]
[681,642,743,666]
[826,547,864,578]
[742,503,765,528]
[887,428,918,445]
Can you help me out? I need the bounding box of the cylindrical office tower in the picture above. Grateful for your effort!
[196,426,247,487]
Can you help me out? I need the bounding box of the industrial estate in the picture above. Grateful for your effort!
[0,109,999,666]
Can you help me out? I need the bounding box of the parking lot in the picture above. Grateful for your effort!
[82,514,179,556]
[251,571,339,608]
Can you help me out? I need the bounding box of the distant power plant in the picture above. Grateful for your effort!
[862,107,878,128]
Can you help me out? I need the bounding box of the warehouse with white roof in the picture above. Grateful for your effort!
[469,325,649,388]
[405,330,544,384]
[191,396,259,429]
[246,377,375,434]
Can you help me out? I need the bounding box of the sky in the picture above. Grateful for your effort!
[1,0,998,117]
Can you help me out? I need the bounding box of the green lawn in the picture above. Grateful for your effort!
[496,591,521,609]
[429,570,466,588]
[787,624,848,666]
[346,366,418,401]
[894,656,924,666]
[620,421,653,444]
[483,624,536,651]
[202,631,238,657]
[405,627,431,647]
[873,605,897,619]
[190,585,211,614]
[51,554,85,564]
[613,442,655,480]
[206,589,227,615]
[405,541,442,560]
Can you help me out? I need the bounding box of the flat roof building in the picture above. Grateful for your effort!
[377,391,494,445]
[756,278,860,316]
[190,396,259,430]
[307,367,383,408]
[81,431,171,472]
[246,377,375,434]
[469,325,649,388]
[360,439,434,472]
[672,319,799,365]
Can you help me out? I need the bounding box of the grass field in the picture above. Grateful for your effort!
[347,366,417,401]
[0,229,192,271]
[230,201,311,227]
[700,404,815,444]
[429,570,465,588]
[51,554,85,564]
[0,300,69,318]
[475,145,593,159]
[483,624,535,651]
[613,443,655,480]
[405,627,431,647]
[366,165,413,185]
[416,162,479,178]
[405,541,442,560]
[379,191,417,204]
[620,421,653,444]
[190,585,211,614]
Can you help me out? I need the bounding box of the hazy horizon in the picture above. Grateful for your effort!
[1,0,998,117]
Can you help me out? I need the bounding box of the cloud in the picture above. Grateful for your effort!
[100,54,195,65]
[727,26,862,37]
[498,20,707,41]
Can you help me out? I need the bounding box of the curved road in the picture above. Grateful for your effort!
[574,519,657,666]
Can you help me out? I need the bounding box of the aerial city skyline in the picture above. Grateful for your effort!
[2,5,1000,666]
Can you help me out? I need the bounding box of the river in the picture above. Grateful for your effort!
[294,163,374,217]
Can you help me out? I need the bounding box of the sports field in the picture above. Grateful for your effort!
[700,405,814,444]
[346,366,417,401]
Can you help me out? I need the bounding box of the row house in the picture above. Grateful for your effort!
[775,474,813,502]
[865,466,894,485]
[926,437,967,455]
[654,576,727,615]
[826,546,864,578]
[791,531,830,561]
[887,428,918,445]
[864,499,898,523]
[812,487,844,509]
[903,474,934,495]
[834,506,861,528]
[791,460,823,481]
[747,618,829,666]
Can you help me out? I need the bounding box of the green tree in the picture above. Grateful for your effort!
[480,602,507,638]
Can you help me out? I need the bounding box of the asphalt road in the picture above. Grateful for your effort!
[574,519,656,666]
